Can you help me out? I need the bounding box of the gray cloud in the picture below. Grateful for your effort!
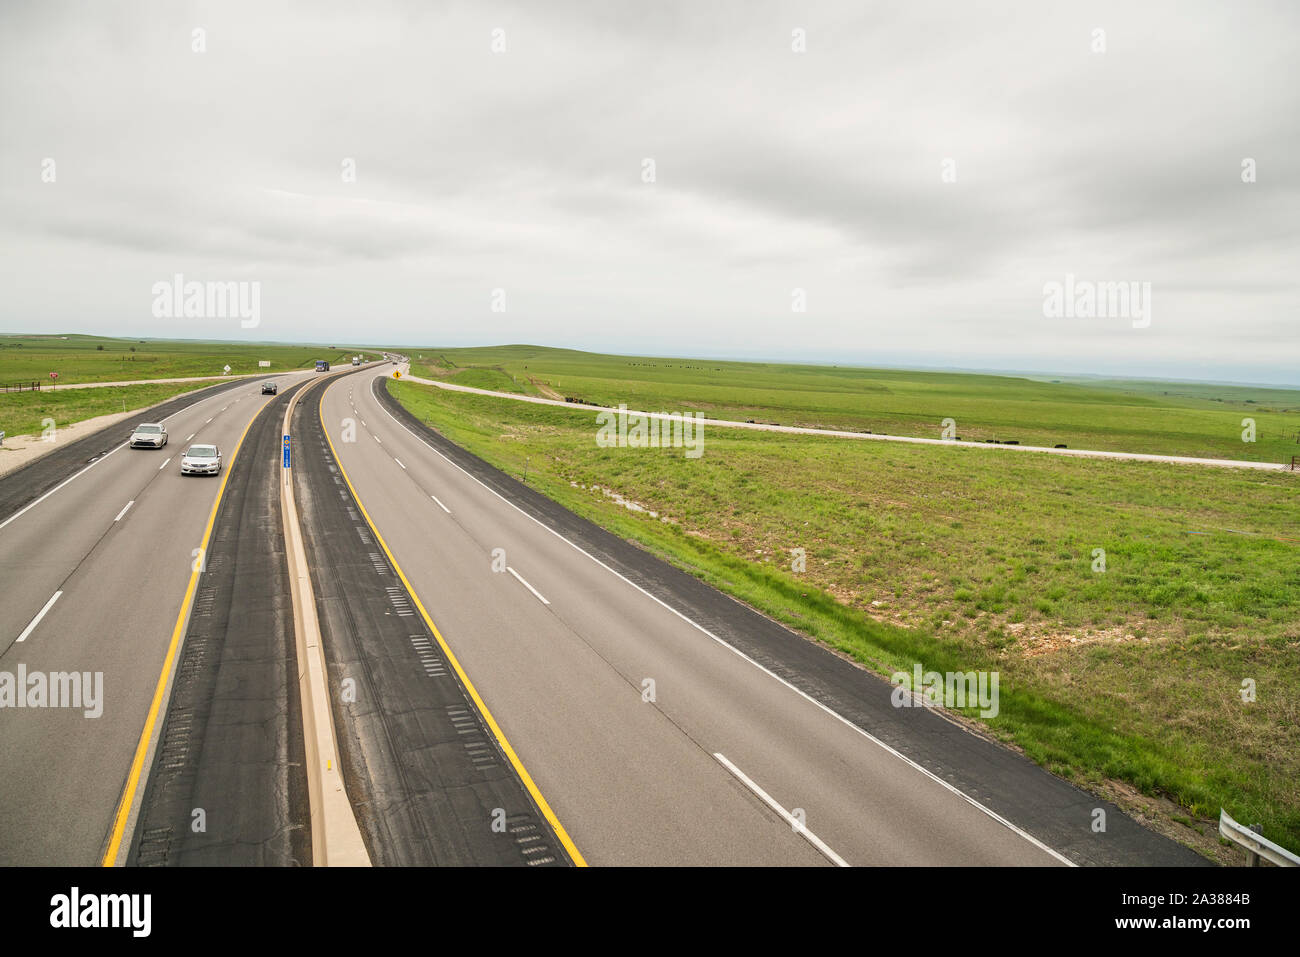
[1,0,1297,382]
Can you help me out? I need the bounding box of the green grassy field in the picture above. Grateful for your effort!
[390,376,1300,858]
[0,334,378,385]
[0,334,382,438]
[411,345,1300,464]
[0,382,211,440]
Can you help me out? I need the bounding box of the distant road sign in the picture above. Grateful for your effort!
[283,434,290,468]
[49,372,58,380]
[223,364,232,374]
[258,360,271,368]
[393,370,402,379]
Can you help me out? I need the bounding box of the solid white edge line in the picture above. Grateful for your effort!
[113,500,135,522]
[430,494,451,513]
[713,752,849,867]
[17,591,63,643]
[158,457,171,470]
[394,458,406,470]
[506,566,550,605]
[368,376,1077,867]
[186,434,195,442]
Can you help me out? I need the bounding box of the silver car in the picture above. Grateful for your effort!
[180,444,222,476]
[130,422,168,448]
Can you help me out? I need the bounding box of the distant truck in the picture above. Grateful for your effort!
[315,360,330,371]
[352,356,361,366]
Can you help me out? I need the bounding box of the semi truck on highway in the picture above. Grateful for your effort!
[315,359,330,371]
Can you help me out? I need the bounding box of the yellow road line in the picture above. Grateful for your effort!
[317,383,588,866]
[100,396,275,866]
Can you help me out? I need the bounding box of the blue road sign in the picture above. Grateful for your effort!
[283,434,290,468]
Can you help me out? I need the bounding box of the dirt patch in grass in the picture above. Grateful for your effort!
[531,377,564,400]
[1012,624,1145,659]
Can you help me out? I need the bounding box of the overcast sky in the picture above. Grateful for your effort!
[1,1,1297,383]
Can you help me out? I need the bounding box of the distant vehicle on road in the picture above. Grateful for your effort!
[180,444,222,476]
[352,357,361,366]
[130,423,167,448]
[262,381,278,395]
[315,360,330,371]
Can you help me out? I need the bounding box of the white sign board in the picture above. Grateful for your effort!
[258,360,271,368]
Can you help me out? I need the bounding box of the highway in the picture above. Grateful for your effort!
[291,386,572,865]
[311,368,1209,866]
[0,360,1212,866]
[0,372,309,864]
[123,377,314,866]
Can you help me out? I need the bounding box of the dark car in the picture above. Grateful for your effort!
[262,382,278,395]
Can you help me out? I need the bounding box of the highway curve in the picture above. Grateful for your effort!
[0,373,304,523]
[0,375,302,864]
[293,371,572,866]
[0,358,1216,866]
[310,368,1209,866]
[124,379,313,866]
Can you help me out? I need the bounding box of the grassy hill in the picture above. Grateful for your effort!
[407,344,1300,463]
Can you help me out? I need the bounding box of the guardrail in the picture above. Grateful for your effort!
[3,381,42,392]
[1220,809,1299,866]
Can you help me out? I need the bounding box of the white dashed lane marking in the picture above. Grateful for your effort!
[17,591,63,643]
[506,567,550,606]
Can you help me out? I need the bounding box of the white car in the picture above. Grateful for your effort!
[130,423,168,448]
[180,444,222,476]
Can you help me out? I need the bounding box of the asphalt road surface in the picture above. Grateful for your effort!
[293,381,572,865]
[125,380,312,866]
[0,361,1213,866]
[318,370,1208,866]
[0,377,293,864]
